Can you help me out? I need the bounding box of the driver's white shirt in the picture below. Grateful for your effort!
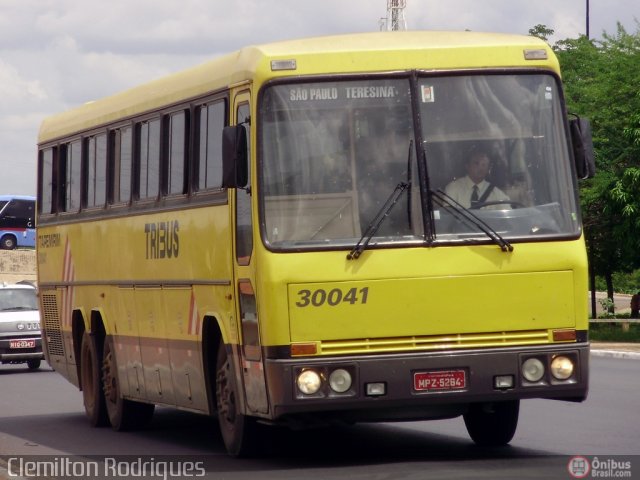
[444,176,510,209]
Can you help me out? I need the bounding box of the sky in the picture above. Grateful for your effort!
[1,0,637,196]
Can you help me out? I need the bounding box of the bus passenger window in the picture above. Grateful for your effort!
[137,119,161,200]
[87,134,107,208]
[168,111,187,195]
[197,101,226,191]
[112,127,133,204]
[39,148,54,214]
[64,140,82,213]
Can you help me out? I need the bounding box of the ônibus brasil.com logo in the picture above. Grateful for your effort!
[568,456,632,478]
[568,456,591,478]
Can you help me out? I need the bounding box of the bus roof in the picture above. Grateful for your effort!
[0,195,35,202]
[38,31,555,143]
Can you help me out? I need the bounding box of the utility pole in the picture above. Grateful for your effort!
[379,0,407,31]
[586,0,590,38]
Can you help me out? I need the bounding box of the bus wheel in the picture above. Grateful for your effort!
[463,400,519,447]
[0,234,16,250]
[80,332,109,427]
[215,340,257,456]
[102,336,154,431]
[27,359,41,370]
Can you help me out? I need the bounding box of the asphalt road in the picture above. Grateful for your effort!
[591,291,634,315]
[0,355,638,480]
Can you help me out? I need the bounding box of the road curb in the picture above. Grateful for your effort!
[591,349,640,360]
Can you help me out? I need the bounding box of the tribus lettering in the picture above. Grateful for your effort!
[145,221,179,259]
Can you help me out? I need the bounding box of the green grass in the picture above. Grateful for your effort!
[589,323,640,342]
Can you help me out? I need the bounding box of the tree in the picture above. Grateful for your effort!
[528,24,555,42]
[553,23,640,314]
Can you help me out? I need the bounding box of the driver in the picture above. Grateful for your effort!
[444,150,510,209]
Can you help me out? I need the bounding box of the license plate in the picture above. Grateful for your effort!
[413,370,466,391]
[9,339,35,349]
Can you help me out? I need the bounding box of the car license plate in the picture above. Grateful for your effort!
[413,370,466,391]
[9,339,35,349]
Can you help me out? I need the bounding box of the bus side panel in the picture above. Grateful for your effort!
[135,287,176,406]
[162,287,209,411]
[41,202,234,412]
[112,286,148,400]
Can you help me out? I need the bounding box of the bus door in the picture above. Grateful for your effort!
[231,92,268,415]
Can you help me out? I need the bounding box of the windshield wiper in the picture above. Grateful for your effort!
[432,189,514,252]
[347,182,410,260]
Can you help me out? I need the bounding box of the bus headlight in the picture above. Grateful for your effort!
[329,368,352,393]
[297,369,322,395]
[550,356,574,380]
[522,358,545,382]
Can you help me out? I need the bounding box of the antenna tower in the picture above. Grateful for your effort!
[379,0,407,31]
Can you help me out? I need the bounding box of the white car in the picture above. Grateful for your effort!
[0,283,43,370]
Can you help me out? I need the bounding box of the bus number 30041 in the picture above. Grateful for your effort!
[295,287,369,307]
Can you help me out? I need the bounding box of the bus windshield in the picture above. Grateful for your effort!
[260,74,580,250]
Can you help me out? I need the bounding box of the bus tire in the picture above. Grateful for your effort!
[27,359,41,370]
[215,339,257,457]
[0,234,16,250]
[463,400,519,447]
[80,332,109,427]
[102,336,154,431]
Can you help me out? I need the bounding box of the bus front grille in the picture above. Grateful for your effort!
[317,330,551,356]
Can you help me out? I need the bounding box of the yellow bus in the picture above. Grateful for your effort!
[37,31,594,456]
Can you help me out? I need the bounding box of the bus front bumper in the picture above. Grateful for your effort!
[262,343,589,423]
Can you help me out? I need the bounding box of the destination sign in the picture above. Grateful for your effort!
[288,85,399,103]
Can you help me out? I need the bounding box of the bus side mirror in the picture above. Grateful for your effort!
[569,116,596,179]
[222,125,248,188]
